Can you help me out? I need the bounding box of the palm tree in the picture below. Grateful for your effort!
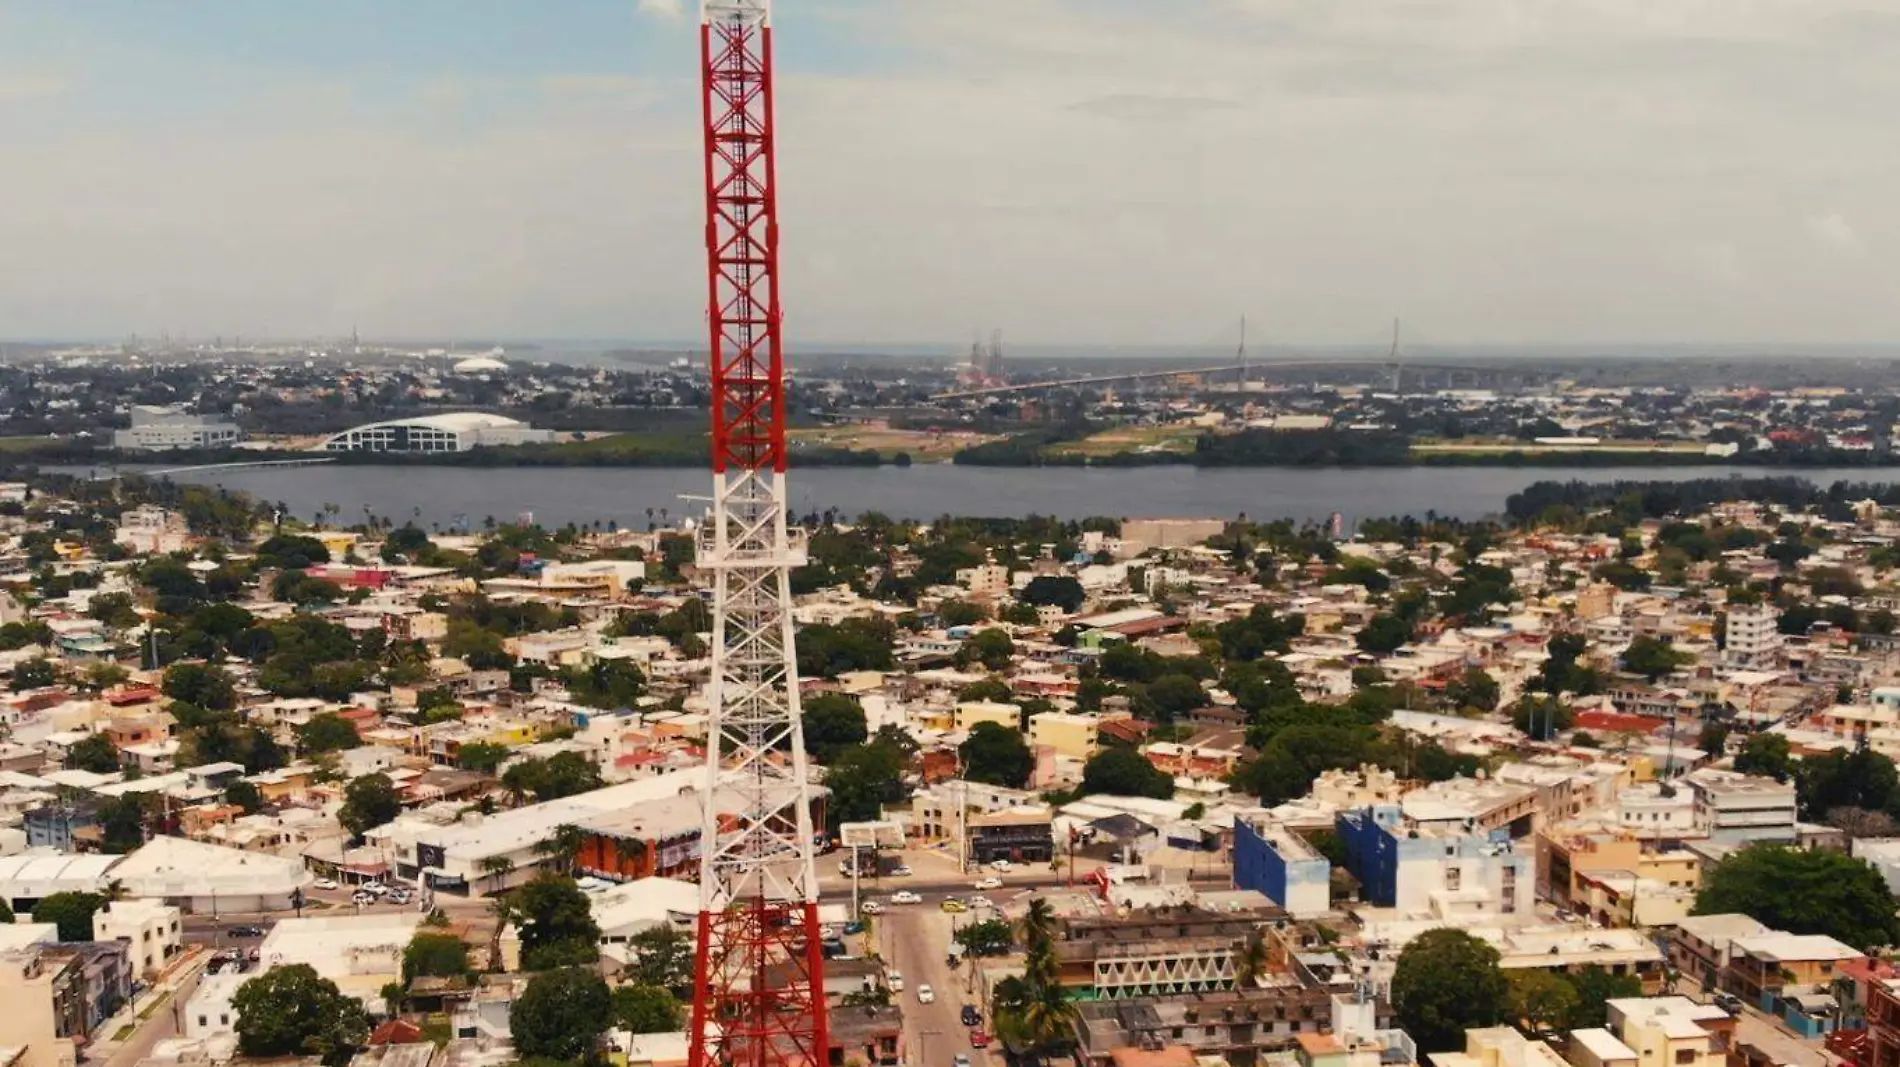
[1020,986,1081,1061]
[1020,897,1056,950]
[612,836,649,879]
[534,823,590,876]
[478,855,515,896]
[1233,931,1268,987]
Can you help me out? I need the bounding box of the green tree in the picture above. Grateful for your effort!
[501,751,603,804]
[1445,668,1500,712]
[506,876,601,970]
[232,964,367,1066]
[1565,966,1644,1029]
[1621,635,1691,682]
[1508,970,1580,1033]
[11,657,55,691]
[960,721,1033,788]
[626,925,695,994]
[401,930,472,983]
[1511,694,1574,742]
[802,693,868,763]
[225,779,266,815]
[296,713,360,756]
[611,984,683,1034]
[1079,746,1174,799]
[510,967,612,1062]
[66,733,122,773]
[339,773,401,840]
[953,918,1016,958]
[1734,732,1793,781]
[164,662,238,711]
[96,794,149,853]
[939,599,990,627]
[1390,928,1510,1053]
[1355,613,1413,655]
[1694,844,1900,951]
[32,891,107,943]
[456,741,511,774]
[88,592,141,629]
[1142,673,1206,722]
[958,628,1016,671]
[1795,749,1900,820]
[823,738,909,831]
[1021,575,1086,613]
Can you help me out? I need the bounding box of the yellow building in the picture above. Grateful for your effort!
[1427,1027,1567,1067]
[1568,996,1730,1067]
[316,531,361,558]
[1027,711,1099,760]
[1540,830,1700,916]
[954,700,1020,733]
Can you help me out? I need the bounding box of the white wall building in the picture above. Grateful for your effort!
[318,413,555,454]
[1685,768,1798,846]
[113,405,240,452]
[92,899,183,979]
[114,506,192,555]
[1723,605,1783,670]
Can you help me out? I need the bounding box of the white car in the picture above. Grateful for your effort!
[890,865,914,877]
[968,896,994,911]
[890,891,923,905]
[974,876,1002,890]
[312,878,338,891]
[860,900,884,915]
[916,984,935,1005]
[989,859,1013,872]
[362,881,389,895]
[887,971,905,992]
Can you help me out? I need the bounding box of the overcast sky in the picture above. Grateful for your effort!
[1,0,1896,347]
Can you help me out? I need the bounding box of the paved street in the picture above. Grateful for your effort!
[881,904,994,1067]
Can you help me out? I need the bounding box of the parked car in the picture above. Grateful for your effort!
[916,984,935,1004]
[890,865,913,876]
[312,878,338,891]
[961,1005,982,1027]
[352,891,376,906]
[989,859,1013,872]
[968,896,994,911]
[887,971,904,992]
[890,891,923,905]
[227,926,265,939]
[954,1054,971,1067]
[860,900,884,915]
[1713,992,1744,1014]
[970,1029,991,1049]
[974,876,1002,890]
[361,882,389,895]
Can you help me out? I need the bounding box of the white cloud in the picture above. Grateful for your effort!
[5,0,1900,344]
[1806,212,1862,253]
[637,0,686,20]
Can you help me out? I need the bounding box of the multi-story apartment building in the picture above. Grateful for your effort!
[1683,769,1798,846]
[1723,605,1783,670]
[1233,819,1331,918]
[1335,805,1533,920]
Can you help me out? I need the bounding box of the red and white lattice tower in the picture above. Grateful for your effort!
[687,3,828,1067]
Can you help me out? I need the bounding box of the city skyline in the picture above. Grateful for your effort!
[1,1,1895,345]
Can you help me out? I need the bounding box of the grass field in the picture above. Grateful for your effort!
[788,424,994,461]
[1048,424,1203,457]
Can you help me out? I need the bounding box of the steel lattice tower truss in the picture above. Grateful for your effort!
[687,3,829,1067]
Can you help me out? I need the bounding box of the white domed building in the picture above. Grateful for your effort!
[318,413,555,454]
[452,355,509,374]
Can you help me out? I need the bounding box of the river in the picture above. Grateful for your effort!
[56,463,1900,529]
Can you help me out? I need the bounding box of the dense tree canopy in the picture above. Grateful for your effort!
[1694,844,1900,951]
[802,693,868,763]
[339,773,401,840]
[1390,928,1510,1053]
[33,891,105,942]
[960,721,1034,788]
[506,876,602,970]
[510,967,611,1062]
[1080,747,1175,799]
[233,964,367,1066]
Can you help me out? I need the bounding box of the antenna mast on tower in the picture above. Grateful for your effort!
[687,5,829,1067]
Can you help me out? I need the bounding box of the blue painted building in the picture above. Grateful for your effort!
[1335,805,1533,916]
[1233,818,1330,916]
